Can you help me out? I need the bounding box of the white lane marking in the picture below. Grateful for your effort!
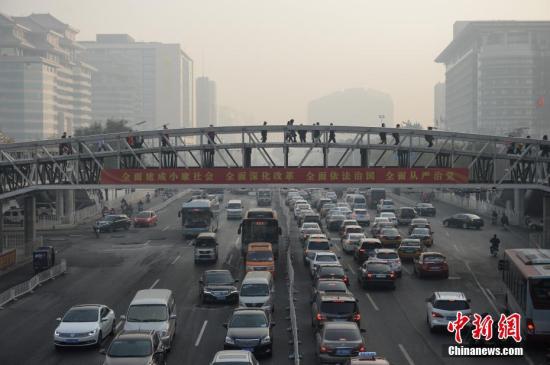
[171,255,181,265]
[485,287,496,302]
[365,293,379,311]
[234,236,240,249]
[162,225,170,231]
[346,264,355,275]
[150,278,160,289]
[398,344,416,365]
[194,320,208,347]
[464,262,499,314]
[445,231,450,237]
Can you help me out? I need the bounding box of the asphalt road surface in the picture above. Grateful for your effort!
[0,189,547,365]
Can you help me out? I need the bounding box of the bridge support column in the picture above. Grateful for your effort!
[64,190,75,224]
[513,189,525,226]
[243,147,251,168]
[23,195,36,255]
[543,195,550,249]
[56,191,64,219]
[360,148,368,167]
[284,146,288,168]
[323,148,328,168]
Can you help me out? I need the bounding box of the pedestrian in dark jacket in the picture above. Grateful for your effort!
[392,124,400,145]
[59,132,67,155]
[328,123,336,143]
[425,126,434,147]
[541,135,550,157]
[298,124,307,143]
[261,121,268,143]
[379,123,387,144]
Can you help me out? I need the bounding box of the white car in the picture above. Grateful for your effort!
[371,248,402,276]
[54,304,115,348]
[379,212,397,225]
[309,251,340,276]
[326,191,338,203]
[426,292,471,332]
[294,203,311,219]
[210,350,259,365]
[377,199,395,213]
[342,233,367,254]
[300,222,322,241]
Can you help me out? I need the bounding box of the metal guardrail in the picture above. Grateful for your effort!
[287,248,300,365]
[0,259,67,309]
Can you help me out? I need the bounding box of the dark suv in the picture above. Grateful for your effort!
[95,214,132,232]
[199,270,239,304]
[101,330,166,365]
[311,292,360,331]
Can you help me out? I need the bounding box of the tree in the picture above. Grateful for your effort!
[0,129,14,144]
[74,119,133,136]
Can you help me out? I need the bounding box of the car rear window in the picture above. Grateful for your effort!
[319,266,345,276]
[320,301,356,315]
[346,227,363,234]
[318,281,348,293]
[377,252,398,260]
[308,241,330,251]
[227,203,241,209]
[316,254,337,263]
[367,263,391,273]
[424,255,445,263]
[324,327,361,341]
[434,300,469,311]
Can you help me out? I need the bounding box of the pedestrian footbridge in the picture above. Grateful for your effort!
[1,125,549,198]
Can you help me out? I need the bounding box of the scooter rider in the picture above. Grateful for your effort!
[490,234,500,255]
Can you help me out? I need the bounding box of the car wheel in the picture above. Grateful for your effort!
[462,222,468,229]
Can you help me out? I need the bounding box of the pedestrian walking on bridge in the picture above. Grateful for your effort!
[392,124,400,145]
[261,121,268,143]
[328,123,336,143]
[379,123,387,144]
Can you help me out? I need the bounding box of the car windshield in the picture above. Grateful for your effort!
[324,327,361,341]
[196,238,216,248]
[381,200,393,205]
[205,271,234,284]
[240,283,269,297]
[412,219,428,225]
[434,300,470,311]
[316,254,337,262]
[63,308,98,322]
[229,313,268,328]
[227,203,241,209]
[346,227,363,234]
[320,301,356,315]
[136,212,152,218]
[308,241,330,251]
[348,234,365,241]
[103,215,118,222]
[303,223,320,229]
[424,255,445,263]
[400,209,415,218]
[412,228,430,235]
[247,251,274,262]
[319,266,344,276]
[381,228,399,236]
[367,263,391,273]
[377,252,398,260]
[354,209,367,215]
[108,339,152,357]
[318,281,348,292]
[126,304,168,322]
[401,240,421,247]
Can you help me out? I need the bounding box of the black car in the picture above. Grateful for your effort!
[443,213,484,229]
[95,214,132,232]
[357,260,396,289]
[313,265,350,287]
[223,308,274,357]
[354,239,382,264]
[415,203,436,217]
[199,270,239,304]
[311,280,350,301]
[316,322,366,364]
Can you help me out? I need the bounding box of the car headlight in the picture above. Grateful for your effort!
[54,330,60,336]
[229,288,238,294]
[203,289,212,294]
[88,329,98,336]
[225,336,235,345]
[160,330,168,338]
[261,335,271,344]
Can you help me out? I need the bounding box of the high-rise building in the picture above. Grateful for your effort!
[436,21,550,136]
[307,88,394,126]
[434,82,446,130]
[81,34,194,130]
[0,13,94,141]
[196,76,217,127]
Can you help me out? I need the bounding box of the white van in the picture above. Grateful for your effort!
[121,289,177,349]
[226,200,243,220]
[239,271,274,312]
[346,194,367,210]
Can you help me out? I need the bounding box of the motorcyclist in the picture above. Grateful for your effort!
[145,192,151,203]
[490,234,500,255]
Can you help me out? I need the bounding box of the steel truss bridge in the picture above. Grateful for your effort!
[1,125,550,198]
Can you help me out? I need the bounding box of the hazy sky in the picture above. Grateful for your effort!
[2,0,548,125]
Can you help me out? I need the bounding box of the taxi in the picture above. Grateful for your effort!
[245,242,275,276]
[397,238,423,260]
[408,218,432,235]
[409,227,434,247]
[345,351,391,365]
[377,227,402,249]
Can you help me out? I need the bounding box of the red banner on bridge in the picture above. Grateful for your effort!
[100,167,468,185]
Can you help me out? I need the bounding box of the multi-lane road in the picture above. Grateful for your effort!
[0,189,547,364]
